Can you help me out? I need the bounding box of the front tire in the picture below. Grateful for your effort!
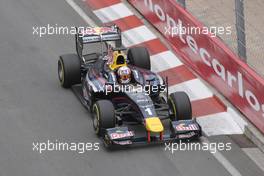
[127,47,151,70]
[92,100,116,136]
[58,54,81,88]
[168,92,192,121]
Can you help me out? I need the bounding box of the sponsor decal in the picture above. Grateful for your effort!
[175,123,199,131]
[114,140,133,145]
[81,27,117,35]
[178,132,196,139]
[110,131,134,140]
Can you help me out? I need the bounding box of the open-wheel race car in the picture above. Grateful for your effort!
[57,25,202,148]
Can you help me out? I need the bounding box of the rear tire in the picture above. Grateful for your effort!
[127,47,150,70]
[168,92,192,121]
[92,100,116,136]
[58,54,81,88]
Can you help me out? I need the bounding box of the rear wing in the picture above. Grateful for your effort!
[76,25,121,44]
[75,25,122,59]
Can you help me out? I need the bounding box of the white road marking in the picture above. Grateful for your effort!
[242,148,264,172]
[150,51,183,72]
[122,25,157,47]
[65,0,97,26]
[201,137,243,176]
[168,79,213,101]
[93,3,133,23]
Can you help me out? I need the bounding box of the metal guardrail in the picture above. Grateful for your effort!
[177,0,264,77]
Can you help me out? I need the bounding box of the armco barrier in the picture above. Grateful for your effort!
[129,0,264,133]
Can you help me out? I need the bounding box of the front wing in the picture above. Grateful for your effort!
[103,119,202,148]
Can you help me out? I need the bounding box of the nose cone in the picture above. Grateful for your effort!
[145,117,164,133]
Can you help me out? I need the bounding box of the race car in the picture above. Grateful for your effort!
[57,25,201,148]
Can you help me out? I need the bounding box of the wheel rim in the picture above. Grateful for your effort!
[169,97,177,120]
[103,135,112,148]
[58,60,64,84]
[92,104,100,134]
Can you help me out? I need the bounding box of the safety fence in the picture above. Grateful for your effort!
[177,0,264,78]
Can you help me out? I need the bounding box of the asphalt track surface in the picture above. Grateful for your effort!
[0,0,264,175]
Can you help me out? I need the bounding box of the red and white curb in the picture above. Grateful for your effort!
[80,0,247,136]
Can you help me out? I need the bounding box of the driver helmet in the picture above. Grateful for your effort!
[117,66,131,84]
